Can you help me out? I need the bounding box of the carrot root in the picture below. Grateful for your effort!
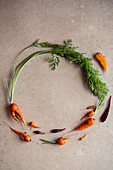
[81,111,95,120]
[73,118,95,131]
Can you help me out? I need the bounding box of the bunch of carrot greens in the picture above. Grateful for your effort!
[6,39,110,144]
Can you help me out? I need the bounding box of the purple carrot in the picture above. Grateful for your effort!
[33,130,45,134]
[100,96,112,123]
[51,128,66,133]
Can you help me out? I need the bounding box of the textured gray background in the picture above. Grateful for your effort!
[0,0,113,170]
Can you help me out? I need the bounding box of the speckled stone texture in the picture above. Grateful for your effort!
[0,0,113,170]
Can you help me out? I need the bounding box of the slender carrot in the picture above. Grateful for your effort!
[79,134,87,141]
[81,111,95,120]
[29,121,40,128]
[3,122,31,142]
[100,96,112,122]
[86,105,95,109]
[73,118,95,131]
[9,103,26,126]
[51,128,66,133]
[33,130,45,134]
[95,52,107,72]
[57,137,69,145]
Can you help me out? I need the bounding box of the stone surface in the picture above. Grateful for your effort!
[0,0,113,170]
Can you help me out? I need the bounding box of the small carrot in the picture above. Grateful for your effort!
[79,134,87,141]
[9,103,26,126]
[3,122,31,142]
[95,52,107,72]
[57,137,69,145]
[86,105,95,109]
[73,118,95,131]
[29,121,40,128]
[40,137,69,145]
[81,111,95,120]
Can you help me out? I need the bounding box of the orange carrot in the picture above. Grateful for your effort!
[57,137,69,145]
[29,121,40,128]
[95,52,107,72]
[9,103,26,126]
[73,118,95,131]
[86,105,95,109]
[79,134,87,141]
[3,122,31,142]
[81,111,95,120]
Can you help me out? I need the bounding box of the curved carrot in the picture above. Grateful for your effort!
[29,121,40,128]
[95,52,107,72]
[73,118,95,131]
[9,103,26,126]
[81,111,95,120]
[3,122,31,142]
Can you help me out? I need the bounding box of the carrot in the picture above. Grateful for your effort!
[57,137,69,145]
[79,134,87,141]
[95,52,107,72]
[9,103,26,126]
[100,96,112,122]
[81,111,95,120]
[73,118,95,131]
[40,137,69,145]
[29,121,40,128]
[86,105,95,109]
[3,122,31,142]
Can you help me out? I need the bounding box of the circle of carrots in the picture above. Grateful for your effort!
[73,118,95,131]
[57,137,69,145]
[29,121,40,128]
[95,52,107,72]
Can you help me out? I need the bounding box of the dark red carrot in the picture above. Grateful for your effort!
[100,96,112,122]
[33,130,45,134]
[51,128,66,133]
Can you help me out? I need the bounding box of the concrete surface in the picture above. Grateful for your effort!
[0,0,113,170]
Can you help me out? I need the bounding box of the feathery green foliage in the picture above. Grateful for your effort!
[9,39,109,112]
